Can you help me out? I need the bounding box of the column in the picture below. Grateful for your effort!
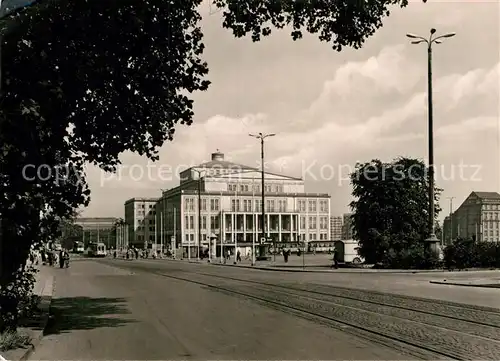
[267,214,270,237]
[232,213,235,244]
[243,214,247,242]
[278,214,282,243]
[290,214,294,242]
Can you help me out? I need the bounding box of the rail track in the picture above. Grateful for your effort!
[106,260,500,360]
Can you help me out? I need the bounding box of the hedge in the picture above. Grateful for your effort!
[443,238,500,269]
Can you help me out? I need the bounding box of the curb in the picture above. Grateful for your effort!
[20,275,54,361]
[1,275,55,361]
[429,280,500,289]
[209,262,456,274]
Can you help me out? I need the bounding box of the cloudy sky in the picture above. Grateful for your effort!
[83,0,500,220]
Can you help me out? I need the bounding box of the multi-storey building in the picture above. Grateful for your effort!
[341,213,354,239]
[75,217,117,248]
[444,191,500,242]
[156,151,331,257]
[330,216,342,241]
[124,197,158,249]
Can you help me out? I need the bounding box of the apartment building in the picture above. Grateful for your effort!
[444,191,500,242]
[124,197,159,249]
[341,213,354,239]
[330,216,343,241]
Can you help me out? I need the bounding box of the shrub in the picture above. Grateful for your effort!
[380,244,441,269]
[443,238,500,269]
[0,265,39,332]
[0,330,31,351]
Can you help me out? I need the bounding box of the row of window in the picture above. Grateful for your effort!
[299,216,329,230]
[184,215,221,230]
[185,198,220,212]
[483,204,500,210]
[484,221,500,228]
[483,212,499,220]
[227,183,285,193]
[298,199,329,213]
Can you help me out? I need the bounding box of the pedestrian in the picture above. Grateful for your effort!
[284,249,289,263]
[236,250,241,263]
[331,248,339,269]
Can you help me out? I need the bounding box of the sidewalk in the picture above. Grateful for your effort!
[1,266,55,361]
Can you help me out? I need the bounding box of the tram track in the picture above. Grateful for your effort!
[192,269,500,327]
[153,270,500,360]
[105,260,500,360]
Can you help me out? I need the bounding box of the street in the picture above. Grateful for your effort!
[30,259,500,360]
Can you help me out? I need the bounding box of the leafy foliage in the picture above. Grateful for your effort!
[349,158,442,266]
[443,238,500,270]
[0,265,39,333]
[213,0,409,50]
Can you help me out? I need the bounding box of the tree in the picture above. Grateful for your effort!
[0,0,415,330]
[349,158,442,266]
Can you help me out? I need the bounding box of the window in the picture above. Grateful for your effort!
[201,199,207,211]
[210,198,219,211]
[319,200,328,212]
[149,226,154,232]
[185,234,189,242]
[190,234,194,241]
[253,184,260,193]
[211,215,219,229]
[278,200,286,212]
[202,216,207,229]
[308,200,317,212]
[184,198,195,211]
[320,216,328,229]
[266,200,275,212]
[300,216,306,229]
[255,200,262,212]
[308,216,317,229]
[189,216,194,229]
[185,215,189,229]
[299,200,306,212]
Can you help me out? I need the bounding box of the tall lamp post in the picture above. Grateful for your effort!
[406,28,455,255]
[193,169,205,262]
[447,196,455,244]
[249,132,275,261]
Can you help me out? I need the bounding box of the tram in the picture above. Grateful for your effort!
[85,242,107,257]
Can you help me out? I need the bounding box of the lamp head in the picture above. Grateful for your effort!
[430,28,436,35]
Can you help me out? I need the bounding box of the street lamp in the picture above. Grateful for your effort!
[249,132,275,261]
[407,28,455,255]
[193,169,205,262]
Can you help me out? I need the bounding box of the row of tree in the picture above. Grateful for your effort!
[0,0,413,332]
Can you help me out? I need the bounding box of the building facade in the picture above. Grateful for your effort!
[124,197,158,249]
[156,152,331,257]
[444,191,500,243]
[330,216,342,241]
[75,217,118,248]
[341,213,354,239]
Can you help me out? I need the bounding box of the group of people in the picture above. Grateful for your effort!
[30,248,70,268]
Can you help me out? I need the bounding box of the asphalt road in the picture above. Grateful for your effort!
[30,259,500,360]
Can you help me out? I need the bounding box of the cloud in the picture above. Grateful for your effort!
[82,2,500,218]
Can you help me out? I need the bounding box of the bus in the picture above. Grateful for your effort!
[85,242,107,257]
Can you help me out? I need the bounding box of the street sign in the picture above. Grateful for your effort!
[260,237,266,244]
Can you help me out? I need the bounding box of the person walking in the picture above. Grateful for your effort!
[236,250,241,263]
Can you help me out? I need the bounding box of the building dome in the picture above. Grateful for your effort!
[211,151,224,161]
